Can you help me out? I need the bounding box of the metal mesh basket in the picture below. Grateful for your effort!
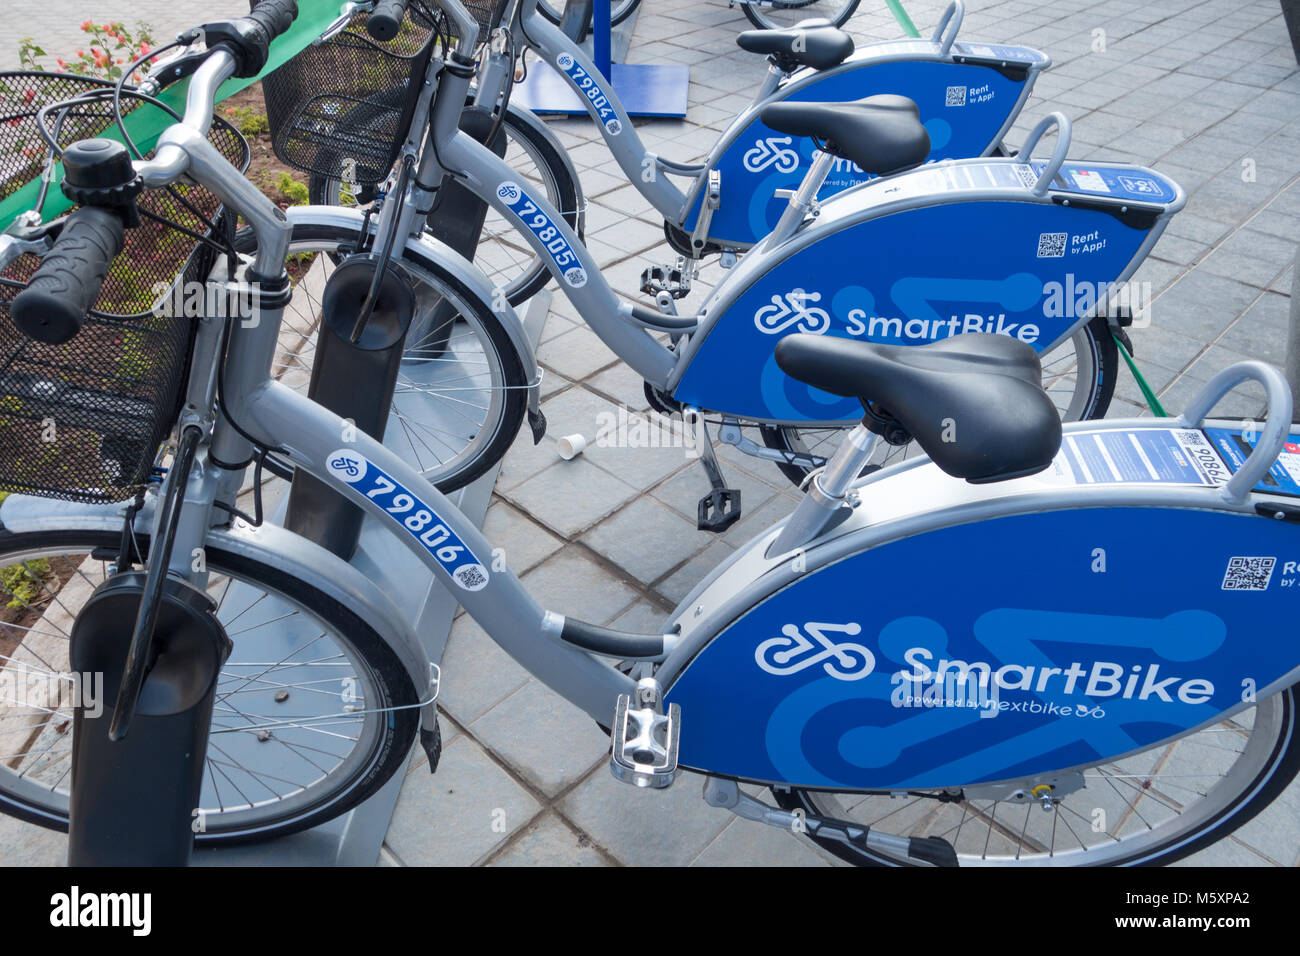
[0,72,250,503]
[464,0,512,34]
[258,1,439,185]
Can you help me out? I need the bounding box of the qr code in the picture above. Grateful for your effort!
[1037,232,1068,258]
[1013,164,1039,190]
[1221,556,1276,591]
[454,564,489,591]
[945,85,967,107]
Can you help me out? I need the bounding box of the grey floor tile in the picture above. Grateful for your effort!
[582,495,708,583]
[438,616,532,726]
[384,734,542,867]
[558,770,730,866]
[507,457,640,537]
[521,547,640,625]
[488,811,611,866]
[470,679,609,797]
[479,500,565,576]
[692,818,832,867]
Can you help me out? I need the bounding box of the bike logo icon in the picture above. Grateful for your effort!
[557,53,575,70]
[327,454,363,480]
[497,182,521,203]
[754,289,832,335]
[756,622,874,681]
[743,136,801,174]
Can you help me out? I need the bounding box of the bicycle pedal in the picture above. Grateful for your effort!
[639,264,690,300]
[609,686,681,789]
[697,487,741,533]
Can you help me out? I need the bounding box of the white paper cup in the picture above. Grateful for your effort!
[557,434,588,460]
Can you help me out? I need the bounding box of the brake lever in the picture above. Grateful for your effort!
[0,214,62,273]
[317,2,366,44]
[137,46,211,97]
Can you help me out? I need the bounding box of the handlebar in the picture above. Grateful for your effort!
[1017,112,1072,197]
[8,2,302,348]
[206,0,300,79]
[10,206,126,344]
[368,0,410,40]
[1178,361,1295,505]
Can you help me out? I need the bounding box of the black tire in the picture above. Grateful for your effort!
[235,219,530,492]
[537,0,642,28]
[741,0,862,30]
[0,527,420,845]
[759,316,1119,487]
[773,683,1300,866]
[309,99,583,308]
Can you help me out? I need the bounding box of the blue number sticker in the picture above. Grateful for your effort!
[554,52,622,136]
[495,181,588,288]
[326,450,490,591]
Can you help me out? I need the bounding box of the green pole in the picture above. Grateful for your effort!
[0,0,345,231]
[885,0,922,38]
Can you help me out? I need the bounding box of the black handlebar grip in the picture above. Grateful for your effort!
[11,207,127,345]
[245,0,300,43]
[367,0,410,41]
[218,0,299,77]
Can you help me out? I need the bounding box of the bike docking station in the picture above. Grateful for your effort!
[513,0,691,118]
[190,274,552,868]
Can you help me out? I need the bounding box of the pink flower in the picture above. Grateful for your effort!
[139,41,151,57]
[80,19,93,31]
[55,57,67,69]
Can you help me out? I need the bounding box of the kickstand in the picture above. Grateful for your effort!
[683,407,741,533]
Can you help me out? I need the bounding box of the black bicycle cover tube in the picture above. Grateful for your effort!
[368,0,410,41]
[11,206,126,345]
[561,618,665,658]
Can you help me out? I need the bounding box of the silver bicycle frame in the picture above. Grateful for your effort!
[126,46,639,723]
[478,0,701,223]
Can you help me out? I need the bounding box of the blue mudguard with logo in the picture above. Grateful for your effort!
[670,155,1185,424]
[683,37,1050,248]
[659,422,1300,791]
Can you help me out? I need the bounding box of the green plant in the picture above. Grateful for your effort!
[0,558,51,610]
[276,172,310,206]
[222,104,270,138]
[19,20,158,81]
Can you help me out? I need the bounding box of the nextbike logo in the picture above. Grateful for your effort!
[754,289,831,334]
[555,53,621,135]
[743,136,800,174]
[329,454,362,478]
[756,622,875,681]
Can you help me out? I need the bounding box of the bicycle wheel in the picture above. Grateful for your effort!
[536,0,642,27]
[235,219,530,492]
[773,684,1300,865]
[310,101,582,307]
[759,317,1118,486]
[740,0,862,29]
[0,527,419,844]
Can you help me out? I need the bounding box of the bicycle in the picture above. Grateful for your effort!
[256,0,1183,528]
[534,0,864,32]
[2,0,1299,868]
[309,0,1051,307]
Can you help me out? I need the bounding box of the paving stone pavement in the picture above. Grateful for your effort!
[3,0,1300,867]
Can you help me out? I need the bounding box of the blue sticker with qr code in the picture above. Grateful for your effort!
[495,181,588,288]
[326,450,489,591]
